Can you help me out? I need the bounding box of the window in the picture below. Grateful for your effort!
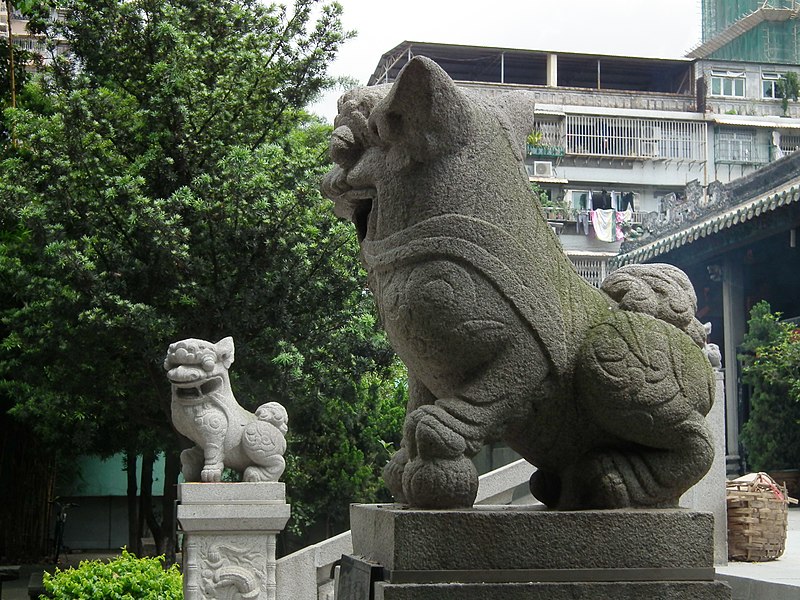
[779,133,800,155]
[710,70,745,98]
[716,129,766,163]
[526,118,565,157]
[762,72,785,99]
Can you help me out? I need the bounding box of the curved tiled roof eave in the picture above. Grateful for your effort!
[613,183,800,267]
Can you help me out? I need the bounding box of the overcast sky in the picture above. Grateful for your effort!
[309,0,703,122]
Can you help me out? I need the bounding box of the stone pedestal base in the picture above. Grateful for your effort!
[347,504,731,600]
[177,482,290,600]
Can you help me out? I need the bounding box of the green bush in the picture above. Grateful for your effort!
[739,301,800,471]
[42,548,182,599]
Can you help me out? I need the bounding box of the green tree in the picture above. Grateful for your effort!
[1,37,34,140]
[777,71,800,116]
[1,0,404,559]
[739,301,800,471]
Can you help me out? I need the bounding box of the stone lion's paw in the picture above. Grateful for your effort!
[201,466,223,482]
[402,456,477,509]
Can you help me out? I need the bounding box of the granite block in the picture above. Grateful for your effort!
[177,502,290,532]
[178,481,286,504]
[374,581,732,600]
[351,504,714,572]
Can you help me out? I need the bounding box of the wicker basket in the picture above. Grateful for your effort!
[726,472,797,562]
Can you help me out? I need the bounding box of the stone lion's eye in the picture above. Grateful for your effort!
[369,118,380,140]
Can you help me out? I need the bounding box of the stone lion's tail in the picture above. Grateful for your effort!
[600,263,707,349]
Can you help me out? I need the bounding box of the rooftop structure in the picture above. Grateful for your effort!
[364,41,800,287]
[369,41,694,94]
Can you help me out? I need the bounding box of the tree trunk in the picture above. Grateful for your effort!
[139,450,158,555]
[124,451,141,555]
[160,449,181,566]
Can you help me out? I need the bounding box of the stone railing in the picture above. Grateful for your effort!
[275,458,537,600]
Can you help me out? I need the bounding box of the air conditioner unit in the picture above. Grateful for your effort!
[533,161,553,178]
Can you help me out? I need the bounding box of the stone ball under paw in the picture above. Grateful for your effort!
[402,455,478,509]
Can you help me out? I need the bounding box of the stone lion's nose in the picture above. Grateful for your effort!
[322,166,354,201]
[167,365,204,383]
[330,125,357,166]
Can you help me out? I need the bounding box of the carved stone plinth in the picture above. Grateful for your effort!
[178,482,290,600]
[345,504,731,600]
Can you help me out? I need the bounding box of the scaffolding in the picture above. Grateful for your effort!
[696,0,800,63]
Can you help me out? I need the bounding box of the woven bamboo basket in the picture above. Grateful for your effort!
[726,472,798,562]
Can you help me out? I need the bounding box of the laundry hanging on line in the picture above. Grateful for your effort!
[591,209,632,242]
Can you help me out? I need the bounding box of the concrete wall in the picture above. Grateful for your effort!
[57,453,167,550]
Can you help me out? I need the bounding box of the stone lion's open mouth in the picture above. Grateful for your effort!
[339,188,376,243]
[351,197,373,242]
[174,376,223,400]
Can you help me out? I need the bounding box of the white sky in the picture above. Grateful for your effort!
[309,0,704,122]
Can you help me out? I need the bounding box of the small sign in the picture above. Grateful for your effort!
[336,554,383,600]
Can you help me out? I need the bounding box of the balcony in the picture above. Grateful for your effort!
[462,82,698,113]
[541,206,651,225]
[565,115,706,161]
[524,114,707,162]
[526,144,565,158]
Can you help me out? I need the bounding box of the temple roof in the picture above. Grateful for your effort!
[614,151,800,266]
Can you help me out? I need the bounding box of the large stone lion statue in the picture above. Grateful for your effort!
[322,56,716,510]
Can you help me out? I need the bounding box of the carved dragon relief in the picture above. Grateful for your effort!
[193,537,274,600]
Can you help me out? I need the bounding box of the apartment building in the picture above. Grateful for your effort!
[365,29,800,284]
[0,3,68,65]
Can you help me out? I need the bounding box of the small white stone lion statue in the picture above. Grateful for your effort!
[165,336,287,482]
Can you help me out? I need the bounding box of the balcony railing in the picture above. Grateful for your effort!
[460,82,697,113]
[526,144,565,158]
[541,207,648,225]
[565,115,706,161]
[780,134,800,155]
[569,255,611,288]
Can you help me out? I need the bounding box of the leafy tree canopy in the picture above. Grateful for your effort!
[739,301,800,471]
[1,0,405,542]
